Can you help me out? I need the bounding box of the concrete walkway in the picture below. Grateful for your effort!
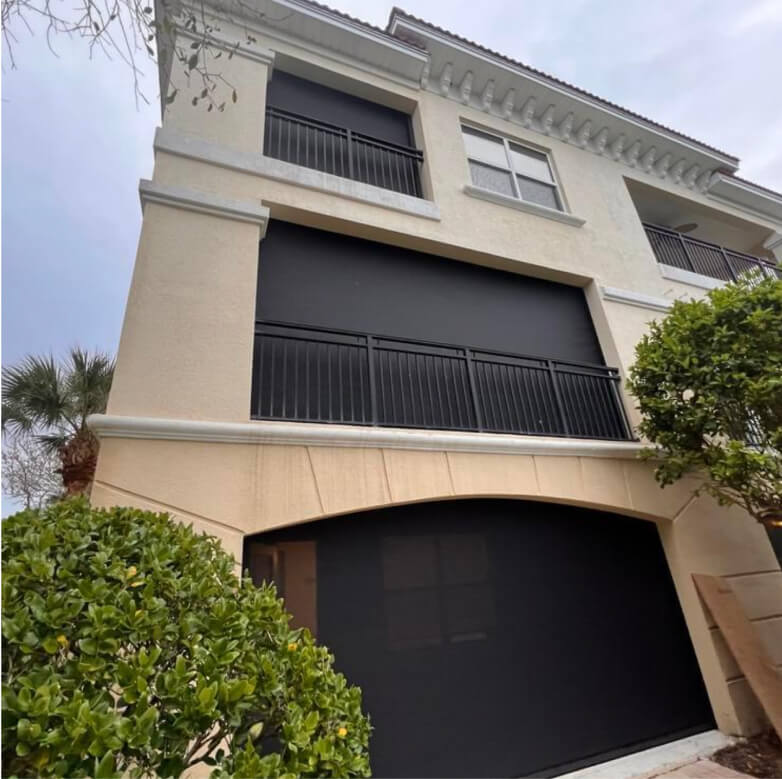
[556,731,748,779]
[651,758,749,777]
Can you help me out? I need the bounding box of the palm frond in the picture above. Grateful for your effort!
[35,432,70,455]
[1,354,71,432]
[66,348,115,428]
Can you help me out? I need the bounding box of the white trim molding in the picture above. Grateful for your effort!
[658,264,725,291]
[88,414,643,459]
[139,179,270,231]
[153,127,441,221]
[463,185,585,227]
[600,286,673,313]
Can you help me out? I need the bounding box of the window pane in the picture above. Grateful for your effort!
[516,175,560,210]
[382,536,437,590]
[462,127,508,168]
[385,589,442,650]
[440,534,489,585]
[509,144,554,183]
[469,161,515,197]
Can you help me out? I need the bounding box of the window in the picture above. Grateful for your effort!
[462,125,562,211]
[381,533,495,650]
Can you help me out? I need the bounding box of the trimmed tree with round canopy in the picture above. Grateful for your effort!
[628,276,781,528]
[1,499,371,778]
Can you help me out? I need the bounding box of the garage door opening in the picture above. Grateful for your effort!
[244,499,714,777]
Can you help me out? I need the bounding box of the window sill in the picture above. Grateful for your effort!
[463,184,585,227]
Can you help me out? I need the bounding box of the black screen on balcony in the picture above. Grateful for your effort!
[266,70,413,147]
[256,220,605,366]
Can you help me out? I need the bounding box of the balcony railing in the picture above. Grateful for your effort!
[644,223,781,284]
[263,107,424,198]
[251,322,634,441]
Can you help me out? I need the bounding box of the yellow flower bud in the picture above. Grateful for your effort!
[287,642,298,652]
[337,727,348,738]
[56,635,68,648]
[126,566,138,579]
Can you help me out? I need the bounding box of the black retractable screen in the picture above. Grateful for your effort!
[245,499,714,778]
[266,70,413,147]
[257,221,605,365]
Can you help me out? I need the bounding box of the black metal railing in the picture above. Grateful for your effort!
[251,322,634,441]
[644,223,781,284]
[263,107,424,198]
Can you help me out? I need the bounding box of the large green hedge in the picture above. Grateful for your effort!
[1,499,371,778]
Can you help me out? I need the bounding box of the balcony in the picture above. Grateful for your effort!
[644,223,781,283]
[263,107,424,198]
[251,322,633,441]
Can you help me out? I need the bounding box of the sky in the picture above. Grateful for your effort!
[1,0,782,510]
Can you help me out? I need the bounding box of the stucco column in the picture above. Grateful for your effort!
[658,498,781,736]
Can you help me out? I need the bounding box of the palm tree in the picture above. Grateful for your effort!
[2,349,115,496]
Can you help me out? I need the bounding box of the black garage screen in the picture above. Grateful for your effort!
[245,500,714,777]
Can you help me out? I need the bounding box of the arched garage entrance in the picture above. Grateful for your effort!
[245,499,714,778]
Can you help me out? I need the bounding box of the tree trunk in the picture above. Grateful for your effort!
[59,431,99,496]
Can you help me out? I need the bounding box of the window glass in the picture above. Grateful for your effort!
[469,161,515,197]
[516,176,560,210]
[510,144,554,183]
[462,127,508,168]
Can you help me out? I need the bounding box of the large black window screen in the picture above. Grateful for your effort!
[245,500,714,778]
[256,221,604,365]
[266,71,414,147]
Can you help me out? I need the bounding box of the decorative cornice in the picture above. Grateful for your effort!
[88,414,643,458]
[139,179,269,229]
[600,286,673,313]
[153,127,441,221]
[382,22,738,198]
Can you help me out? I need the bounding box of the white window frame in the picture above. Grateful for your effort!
[460,123,585,228]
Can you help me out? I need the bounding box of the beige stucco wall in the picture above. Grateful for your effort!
[96,18,782,743]
[91,437,782,737]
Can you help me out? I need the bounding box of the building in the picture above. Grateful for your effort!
[88,2,782,775]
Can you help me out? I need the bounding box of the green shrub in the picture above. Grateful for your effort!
[628,276,781,525]
[1,498,371,778]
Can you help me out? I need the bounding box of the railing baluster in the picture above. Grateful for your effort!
[547,361,570,436]
[464,349,484,432]
[366,336,378,426]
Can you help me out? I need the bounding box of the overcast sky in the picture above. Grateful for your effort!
[2,0,781,510]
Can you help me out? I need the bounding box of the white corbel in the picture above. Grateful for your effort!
[440,63,453,96]
[640,147,657,173]
[481,80,495,112]
[655,153,673,178]
[460,71,474,104]
[625,140,642,167]
[420,61,430,89]
[683,164,700,188]
[540,105,556,135]
[520,97,536,127]
[559,113,575,143]
[593,127,609,154]
[670,159,687,184]
[609,134,626,160]
[501,89,516,119]
[575,119,592,148]
[695,169,712,192]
